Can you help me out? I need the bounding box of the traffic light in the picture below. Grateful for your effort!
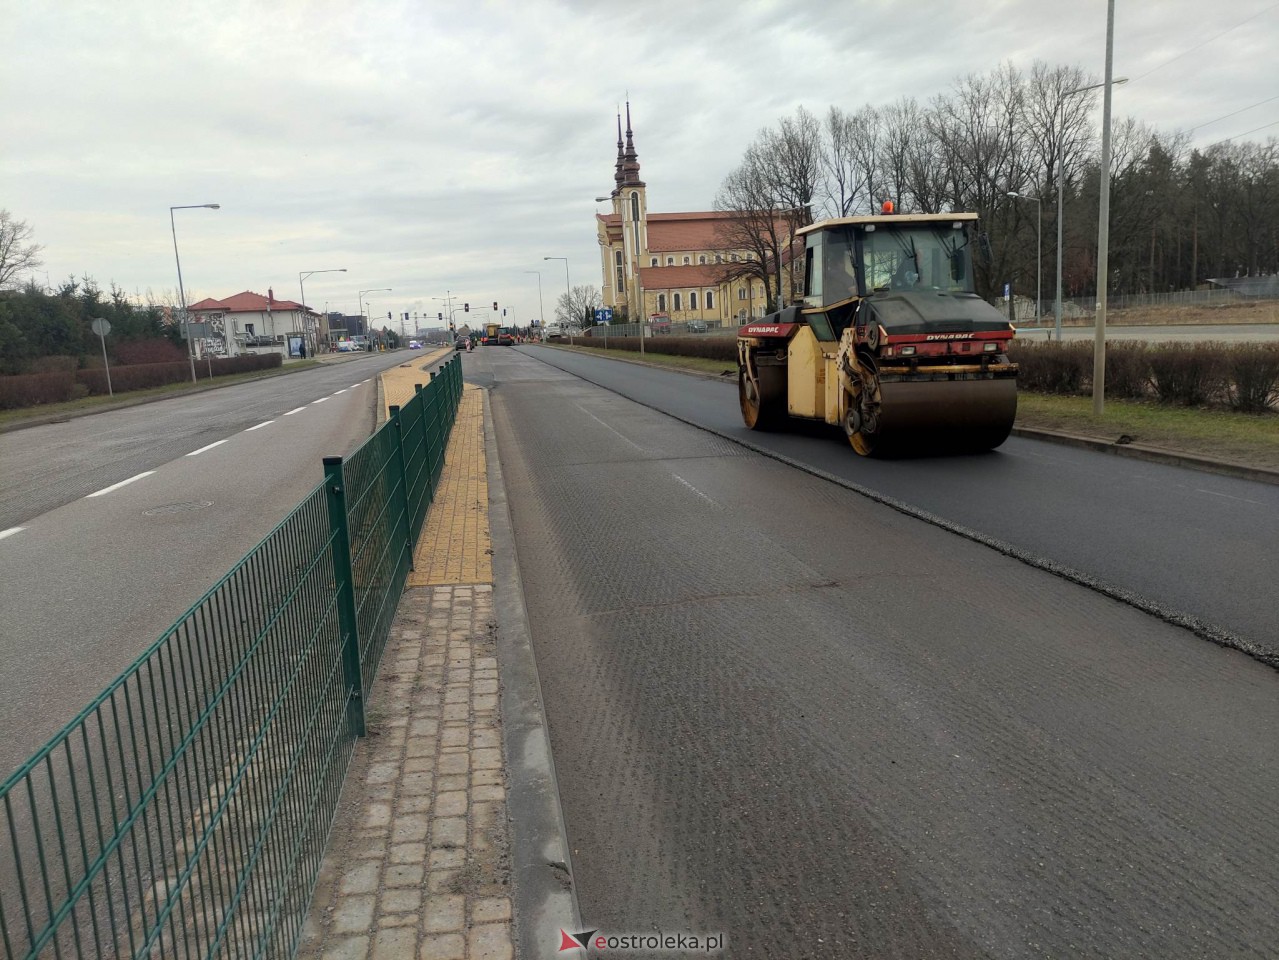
[387,311,392,320]
[464,303,469,312]
[492,301,498,311]
[438,312,443,321]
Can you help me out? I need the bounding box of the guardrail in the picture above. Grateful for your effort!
[0,357,463,960]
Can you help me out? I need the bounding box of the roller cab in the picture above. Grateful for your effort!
[738,211,1018,456]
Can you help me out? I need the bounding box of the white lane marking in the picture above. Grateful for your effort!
[1194,488,1267,506]
[352,383,362,389]
[245,420,275,432]
[284,406,306,416]
[574,404,645,452]
[671,473,718,506]
[186,438,231,457]
[87,471,155,498]
[0,527,25,540]
[311,397,329,405]
[333,388,348,395]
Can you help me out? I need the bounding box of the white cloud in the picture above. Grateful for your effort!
[3,0,1275,321]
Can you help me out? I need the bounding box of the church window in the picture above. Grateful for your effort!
[738,287,747,300]
[666,257,674,265]
[673,293,681,311]
[689,291,698,310]
[699,255,706,264]
[651,257,658,267]
[630,192,639,220]
[683,256,690,265]
[705,291,714,309]
[657,294,667,312]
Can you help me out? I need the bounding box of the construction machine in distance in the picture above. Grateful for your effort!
[737,206,1018,456]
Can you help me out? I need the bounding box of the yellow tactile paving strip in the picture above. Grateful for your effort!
[407,384,492,586]
[377,352,491,585]
[380,347,453,415]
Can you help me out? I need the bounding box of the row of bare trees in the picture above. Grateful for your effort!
[714,61,1279,310]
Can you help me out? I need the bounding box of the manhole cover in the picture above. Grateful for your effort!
[142,500,214,517]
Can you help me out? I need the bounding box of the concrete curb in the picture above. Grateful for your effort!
[531,344,1279,487]
[481,389,582,955]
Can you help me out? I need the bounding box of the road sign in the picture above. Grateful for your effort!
[91,318,111,336]
[596,307,614,324]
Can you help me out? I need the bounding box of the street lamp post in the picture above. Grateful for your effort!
[1094,0,1118,417]
[522,271,544,337]
[1056,74,1129,342]
[170,203,220,383]
[299,268,347,356]
[1007,192,1042,324]
[543,257,571,343]
[359,287,392,346]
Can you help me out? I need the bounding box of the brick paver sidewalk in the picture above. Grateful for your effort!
[299,365,515,960]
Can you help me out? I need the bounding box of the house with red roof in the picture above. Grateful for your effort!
[596,105,796,329]
[188,288,324,357]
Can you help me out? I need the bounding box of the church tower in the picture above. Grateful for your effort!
[615,103,647,320]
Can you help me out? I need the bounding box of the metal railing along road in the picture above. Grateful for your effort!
[0,358,463,960]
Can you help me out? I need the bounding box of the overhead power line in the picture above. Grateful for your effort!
[1188,94,1279,134]
[1129,2,1278,83]
[1204,118,1279,149]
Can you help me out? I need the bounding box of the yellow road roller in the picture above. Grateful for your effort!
[737,209,1018,455]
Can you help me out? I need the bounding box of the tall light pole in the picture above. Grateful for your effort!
[1007,192,1042,324]
[543,256,570,342]
[1056,75,1128,342]
[1094,0,1117,417]
[359,287,392,343]
[299,268,347,355]
[522,271,544,335]
[170,203,220,383]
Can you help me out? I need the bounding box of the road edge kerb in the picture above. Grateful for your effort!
[524,347,1279,674]
[532,344,1279,487]
[481,388,583,955]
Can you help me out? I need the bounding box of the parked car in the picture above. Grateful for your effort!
[688,320,708,333]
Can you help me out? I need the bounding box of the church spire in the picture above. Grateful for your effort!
[613,110,625,195]
[620,101,645,188]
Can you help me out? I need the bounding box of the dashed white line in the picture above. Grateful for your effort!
[0,527,25,541]
[86,471,155,498]
[671,472,718,506]
[311,397,330,405]
[284,406,307,416]
[245,420,275,432]
[334,388,348,395]
[186,438,231,457]
[1195,488,1267,506]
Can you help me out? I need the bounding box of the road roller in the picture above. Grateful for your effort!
[737,208,1018,455]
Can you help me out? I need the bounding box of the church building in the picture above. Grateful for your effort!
[595,107,774,328]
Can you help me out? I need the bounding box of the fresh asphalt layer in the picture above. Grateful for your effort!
[472,345,1279,958]
[515,345,1279,667]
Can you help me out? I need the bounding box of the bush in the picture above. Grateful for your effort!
[26,355,80,375]
[575,334,737,362]
[1148,342,1227,406]
[1104,341,1153,400]
[1223,343,1279,412]
[115,339,185,365]
[0,372,77,409]
[1007,340,1090,394]
[78,361,191,395]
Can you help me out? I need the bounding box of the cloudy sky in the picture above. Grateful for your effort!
[4,0,1276,329]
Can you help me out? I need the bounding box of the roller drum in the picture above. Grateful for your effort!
[866,377,1017,455]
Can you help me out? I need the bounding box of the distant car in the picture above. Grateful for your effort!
[688,320,708,333]
[454,337,469,350]
[408,340,421,350]
[336,340,357,352]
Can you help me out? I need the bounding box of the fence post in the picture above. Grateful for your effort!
[323,456,366,738]
[388,405,416,567]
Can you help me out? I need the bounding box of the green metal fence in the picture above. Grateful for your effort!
[0,357,464,960]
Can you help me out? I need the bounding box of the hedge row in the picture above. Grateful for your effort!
[0,352,284,410]
[1007,341,1279,412]
[570,335,1279,413]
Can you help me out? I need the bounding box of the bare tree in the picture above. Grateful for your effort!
[553,284,602,328]
[0,210,44,289]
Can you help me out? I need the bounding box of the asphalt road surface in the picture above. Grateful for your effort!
[0,351,439,778]
[474,346,1279,958]
[517,345,1279,662]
